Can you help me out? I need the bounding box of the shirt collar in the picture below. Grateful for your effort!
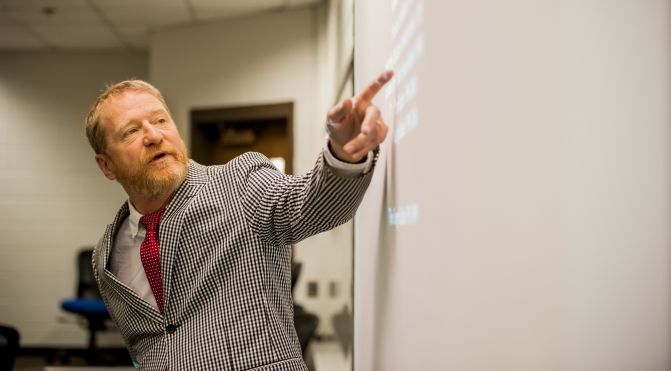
[127,200,143,238]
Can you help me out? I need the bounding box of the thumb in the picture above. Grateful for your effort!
[327,97,354,124]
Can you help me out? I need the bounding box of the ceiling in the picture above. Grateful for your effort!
[0,0,321,51]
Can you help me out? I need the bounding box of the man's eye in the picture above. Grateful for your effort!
[124,128,138,137]
[157,118,167,124]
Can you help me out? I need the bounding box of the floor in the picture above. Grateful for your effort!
[311,340,351,371]
[13,340,351,371]
[14,348,130,370]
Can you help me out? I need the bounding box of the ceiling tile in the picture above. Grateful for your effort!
[115,25,150,48]
[33,25,124,49]
[287,0,321,7]
[188,0,279,8]
[104,9,191,29]
[8,8,100,27]
[1,0,90,12]
[0,13,17,26]
[91,0,186,9]
[0,0,324,51]
[189,0,283,22]
[91,0,191,29]
[0,25,44,49]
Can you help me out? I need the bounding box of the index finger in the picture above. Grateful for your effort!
[355,70,394,103]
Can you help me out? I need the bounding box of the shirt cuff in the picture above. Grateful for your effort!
[322,139,374,178]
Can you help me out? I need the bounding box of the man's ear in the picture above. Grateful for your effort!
[95,153,117,180]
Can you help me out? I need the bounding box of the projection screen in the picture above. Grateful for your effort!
[353,0,671,370]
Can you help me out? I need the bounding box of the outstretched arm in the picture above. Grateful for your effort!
[238,70,395,245]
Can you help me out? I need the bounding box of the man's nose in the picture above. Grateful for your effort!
[142,120,162,146]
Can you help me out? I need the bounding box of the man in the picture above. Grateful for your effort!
[87,70,392,370]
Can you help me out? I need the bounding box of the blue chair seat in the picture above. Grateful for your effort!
[61,298,108,316]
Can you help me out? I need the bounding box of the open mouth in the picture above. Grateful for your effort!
[149,152,169,163]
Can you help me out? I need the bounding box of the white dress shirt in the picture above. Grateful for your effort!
[108,200,160,310]
[108,145,372,310]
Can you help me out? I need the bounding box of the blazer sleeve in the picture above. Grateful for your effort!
[232,150,377,246]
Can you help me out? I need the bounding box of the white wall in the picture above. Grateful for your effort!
[0,52,147,346]
[312,0,355,340]
[149,8,320,171]
[149,3,354,336]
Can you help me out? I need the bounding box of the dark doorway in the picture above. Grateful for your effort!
[190,102,294,174]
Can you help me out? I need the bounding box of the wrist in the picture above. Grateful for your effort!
[328,140,365,164]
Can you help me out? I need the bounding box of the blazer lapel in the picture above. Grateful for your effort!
[99,203,164,322]
[100,202,129,272]
[159,160,208,313]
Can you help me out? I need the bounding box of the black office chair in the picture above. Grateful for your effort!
[291,262,302,291]
[291,263,320,356]
[0,324,20,371]
[331,304,353,357]
[60,248,110,364]
[294,308,319,355]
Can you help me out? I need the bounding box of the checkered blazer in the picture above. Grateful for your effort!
[92,152,375,370]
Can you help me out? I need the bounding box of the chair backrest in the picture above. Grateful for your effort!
[77,249,102,299]
[0,325,20,370]
[291,262,302,293]
[293,311,319,355]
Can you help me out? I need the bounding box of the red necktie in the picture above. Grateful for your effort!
[139,209,165,313]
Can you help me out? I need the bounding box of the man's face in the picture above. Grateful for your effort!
[95,90,188,199]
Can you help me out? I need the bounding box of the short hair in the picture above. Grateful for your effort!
[85,80,169,154]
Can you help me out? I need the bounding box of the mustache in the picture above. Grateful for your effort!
[143,146,185,164]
